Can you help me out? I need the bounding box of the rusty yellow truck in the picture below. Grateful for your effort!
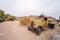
[28,17,55,35]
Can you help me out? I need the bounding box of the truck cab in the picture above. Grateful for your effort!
[33,17,48,28]
[28,17,55,35]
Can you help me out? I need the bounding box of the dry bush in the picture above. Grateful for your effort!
[20,17,31,25]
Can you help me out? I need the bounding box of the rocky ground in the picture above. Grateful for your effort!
[0,21,60,40]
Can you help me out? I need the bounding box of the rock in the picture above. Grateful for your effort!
[50,34,60,40]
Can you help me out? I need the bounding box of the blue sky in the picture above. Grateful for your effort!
[0,0,60,18]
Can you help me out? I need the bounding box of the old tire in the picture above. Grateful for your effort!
[48,23,55,29]
[35,26,42,35]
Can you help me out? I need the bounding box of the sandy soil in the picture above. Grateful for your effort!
[0,21,60,40]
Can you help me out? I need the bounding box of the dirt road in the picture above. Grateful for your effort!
[0,21,60,40]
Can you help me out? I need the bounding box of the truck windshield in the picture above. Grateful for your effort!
[44,17,47,21]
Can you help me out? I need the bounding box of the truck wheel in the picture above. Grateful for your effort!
[35,26,42,35]
[51,24,55,29]
[48,23,55,29]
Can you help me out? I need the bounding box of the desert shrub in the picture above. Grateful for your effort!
[5,14,16,21]
[20,17,31,25]
[0,10,16,22]
[0,10,6,22]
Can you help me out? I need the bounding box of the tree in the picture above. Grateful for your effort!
[0,10,16,22]
[57,16,60,22]
[0,10,6,22]
[59,16,60,22]
[59,16,60,21]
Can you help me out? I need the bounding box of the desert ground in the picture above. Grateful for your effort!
[0,21,60,40]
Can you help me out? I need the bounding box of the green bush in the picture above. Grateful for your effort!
[5,14,16,21]
[0,10,16,22]
[0,10,6,22]
[57,16,60,23]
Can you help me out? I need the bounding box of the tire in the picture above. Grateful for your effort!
[51,24,55,29]
[35,26,42,35]
[48,23,55,29]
